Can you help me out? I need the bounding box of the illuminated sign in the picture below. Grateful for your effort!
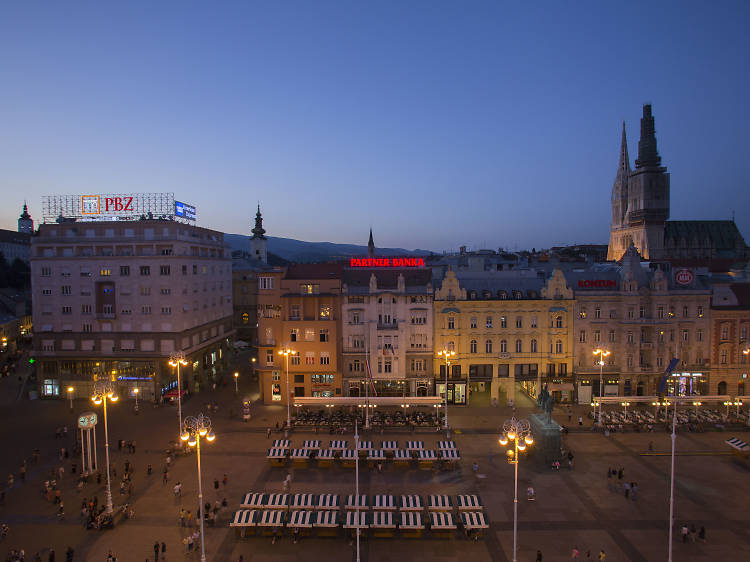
[674,269,694,286]
[174,201,196,220]
[577,280,617,289]
[349,257,425,267]
[42,193,176,222]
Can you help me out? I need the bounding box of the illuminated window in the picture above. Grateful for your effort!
[100,268,111,276]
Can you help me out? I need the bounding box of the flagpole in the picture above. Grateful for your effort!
[355,418,361,562]
[365,335,370,429]
[667,348,678,562]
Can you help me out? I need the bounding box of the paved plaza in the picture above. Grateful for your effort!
[0,374,749,561]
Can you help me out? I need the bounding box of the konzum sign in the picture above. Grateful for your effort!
[349,257,425,267]
[577,280,617,289]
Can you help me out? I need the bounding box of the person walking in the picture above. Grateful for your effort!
[266,428,271,439]
[598,550,606,561]
[153,542,159,562]
[65,546,74,562]
[631,482,638,501]
[617,467,624,481]
[222,474,228,488]
[623,481,630,499]
[578,416,583,426]
[536,550,543,562]
[186,510,192,527]
[571,546,580,560]
[681,524,689,543]
[160,542,166,560]
[698,526,706,542]
[179,508,186,527]
[567,408,572,422]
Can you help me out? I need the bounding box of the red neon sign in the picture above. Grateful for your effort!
[577,280,617,289]
[349,257,425,268]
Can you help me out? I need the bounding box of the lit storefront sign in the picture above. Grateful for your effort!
[577,280,617,289]
[349,257,425,267]
[41,193,184,222]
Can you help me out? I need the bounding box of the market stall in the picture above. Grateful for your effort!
[460,511,489,540]
[381,440,399,455]
[290,448,311,468]
[256,509,286,536]
[393,449,411,468]
[367,449,386,468]
[263,493,290,510]
[345,494,369,511]
[428,494,452,511]
[437,440,457,451]
[287,510,314,537]
[290,493,316,510]
[266,447,288,467]
[399,511,424,538]
[371,511,397,538]
[240,492,266,509]
[372,494,396,511]
[456,495,482,511]
[303,440,321,452]
[229,509,257,538]
[429,511,457,538]
[399,494,423,512]
[418,449,437,469]
[314,510,339,537]
[340,449,357,468]
[405,440,425,455]
[317,449,336,468]
[329,439,349,451]
[272,439,290,449]
[357,440,373,457]
[316,494,340,510]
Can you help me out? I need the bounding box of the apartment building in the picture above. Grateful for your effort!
[708,282,750,396]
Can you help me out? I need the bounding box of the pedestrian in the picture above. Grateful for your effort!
[222,473,228,488]
[187,535,194,552]
[690,523,697,542]
[598,550,605,561]
[681,524,689,543]
[578,416,583,426]
[160,542,166,560]
[153,542,159,562]
[631,482,638,501]
[213,478,219,491]
[698,526,706,542]
[571,546,580,560]
[179,508,186,526]
[617,468,624,480]
[131,440,136,454]
[567,408,572,422]
[147,464,152,476]
[106,550,116,562]
[65,546,74,562]
[163,470,169,485]
[187,510,192,527]
[48,549,55,562]
[536,550,543,562]
[266,428,271,439]
[623,481,630,499]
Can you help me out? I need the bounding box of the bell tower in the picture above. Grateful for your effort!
[18,202,33,234]
[250,204,268,264]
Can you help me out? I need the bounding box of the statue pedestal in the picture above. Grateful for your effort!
[529,414,561,465]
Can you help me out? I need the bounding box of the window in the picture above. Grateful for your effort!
[579,330,587,343]
[500,339,507,353]
[657,357,664,368]
[41,288,52,295]
[682,330,689,342]
[304,329,315,341]
[81,304,92,315]
[657,306,664,319]
[682,306,688,318]
[61,286,72,295]
[41,267,51,277]
[290,355,301,366]
[350,360,363,372]
[319,329,329,342]
[61,306,72,314]
[140,287,151,296]
[259,277,274,290]
[470,339,477,353]
[448,317,455,330]
[697,305,704,318]
[383,358,392,373]
[530,316,537,328]
[696,329,703,342]
[290,328,299,342]
[515,339,522,353]
[609,309,616,319]
[319,305,331,320]
[627,308,634,320]
[500,316,507,329]
[487,316,494,329]
[241,312,249,324]
[300,283,319,295]
[140,266,150,276]
[193,265,198,275]
[311,374,335,384]
[121,307,132,315]
[305,352,315,365]
[485,339,493,353]
[658,330,665,343]
[639,305,645,318]
[721,324,729,340]
[609,330,616,343]
[266,351,274,366]
[160,288,171,295]
[160,265,171,276]
[100,268,111,276]
[82,323,92,333]
[141,305,152,315]
[594,330,601,343]
[530,339,537,352]
[470,317,477,329]
[350,311,361,324]
[161,307,172,315]
[410,313,427,325]
[627,331,634,344]
[289,304,300,320]
[720,349,728,364]
[555,340,563,354]
[594,307,601,319]
[411,359,425,372]
[741,325,748,341]
[627,356,633,367]
[555,316,563,328]
[515,316,523,329]
[182,265,188,275]
[102,304,113,314]
[579,308,586,319]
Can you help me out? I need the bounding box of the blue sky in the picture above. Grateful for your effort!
[1,1,749,252]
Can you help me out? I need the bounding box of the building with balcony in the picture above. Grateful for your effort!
[30,219,234,400]
[708,282,750,396]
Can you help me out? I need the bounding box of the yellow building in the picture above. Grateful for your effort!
[434,268,574,406]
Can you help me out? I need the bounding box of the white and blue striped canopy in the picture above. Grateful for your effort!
[430,511,456,529]
[240,492,266,508]
[229,509,257,527]
[291,494,316,508]
[272,439,290,449]
[288,510,314,528]
[400,512,424,529]
[367,449,385,460]
[371,511,396,528]
[330,440,348,450]
[441,449,461,460]
[303,440,321,450]
[399,495,423,511]
[290,448,310,459]
[456,495,482,510]
[339,449,357,460]
[357,440,373,450]
[264,493,289,508]
[345,494,369,509]
[316,494,340,510]
[418,450,437,460]
[257,509,285,527]
[437,440,457,450]
[460,511,489,529]
[405,440,424,450]
[317,449,336,459]
[314,510,338,527]
[428,494,452,510]
[343,511,369,529]
[373,494,395,510]
[381,440,399,450]
[266,448,288,459]
[727,437,750,452]
[393,449,410,460]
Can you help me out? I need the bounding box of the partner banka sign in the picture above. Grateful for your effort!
[349,257,425,267]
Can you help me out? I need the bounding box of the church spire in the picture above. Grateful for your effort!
[635,103,661,168]
[18,201,33,234]
[367,228,375,258]
[251,203,266,240]
[618,121,630,174]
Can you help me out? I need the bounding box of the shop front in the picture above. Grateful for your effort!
[668,372,709,396]
[436,381,467,405]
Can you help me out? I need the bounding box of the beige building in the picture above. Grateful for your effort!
[708,283,750,396]
[434,268,574,406]
[31,219,234,400]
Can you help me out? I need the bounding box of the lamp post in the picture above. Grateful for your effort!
[133,387,139,411]
[621,401,630,420]
[593,349,611,427]
[437,348,456,430]
[169,352,189,442]
[498,417,533,562]
[67,386,74,411]
[181,414,215,562]
[233,371,239,394]
[692,400,701,414]
[278,348,296,430]
[91,378,118,515]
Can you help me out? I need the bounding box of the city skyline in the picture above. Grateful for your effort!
[2,1,749,251]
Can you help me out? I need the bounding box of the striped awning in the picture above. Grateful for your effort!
[405,440,424,450]
[430,511,456,529]
[393,449,410,460]
[400,512,424,529]
[330,440,349,450]
[460,511,489,529]
[288,510,314,528]
[399,495,423,511]
[316,494,340,510]
[371,511,396,528]
[314,510,338,527]
[340,449,357,459]
[343,511,369,529]
[291,494,316,508]
[367,449,385,460]
[290,448,310,459]
[303,440,321,450]
[437,440,457,450]
[272,439,290,449]
[317,449,336,459]
[418,450,437,460]
[441,449,461,460]
[257,509,285,527]
[456,495,482,510]
[229,509,257,527]
[345,494,369,509]
[266,448,288,459]
[357,440,373,450]
[264,493,289,508]
[240,492,266,508]
[373,494,395,510]
[727,437,750,452]
[381,440,399,450]
[428,494,452,510]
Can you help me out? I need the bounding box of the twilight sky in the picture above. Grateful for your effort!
[1,1,749,252]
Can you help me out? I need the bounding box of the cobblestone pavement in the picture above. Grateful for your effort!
[0,375,749,561]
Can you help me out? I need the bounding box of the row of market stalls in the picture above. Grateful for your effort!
[230,494,488,539]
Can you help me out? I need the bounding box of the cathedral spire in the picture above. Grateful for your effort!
[251,203,266,240]
[18,201,33,234]
[618,121,630,174]
[367,228,375,258]
[635,103,661,168]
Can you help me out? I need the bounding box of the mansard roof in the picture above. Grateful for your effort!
[664,220,747,252]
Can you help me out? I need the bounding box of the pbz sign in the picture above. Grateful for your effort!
[81,194,134,215]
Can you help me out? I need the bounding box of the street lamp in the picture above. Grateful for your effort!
[621,401,630,420]
[278,348,296,429]
[436,348,456,430]
[91,378,118,515]
[169,352,189,442]
[67,386,74,411]
[133,387,139,411]
[592,349,611,427]
[498,417,533,562]
[233,371,239,393]
[181,414,215,562]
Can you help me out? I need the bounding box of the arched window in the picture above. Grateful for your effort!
[717,381,727,395]
[498,290,508,300]
[555,316,563,328]
[555,340,563,354]
[500,339,507,353]
[485,339,493,353]
[470,339,477,354]
[515,339,522,353]
[530,339,537,353]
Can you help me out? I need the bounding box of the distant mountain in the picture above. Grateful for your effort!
[225,234,433,263]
